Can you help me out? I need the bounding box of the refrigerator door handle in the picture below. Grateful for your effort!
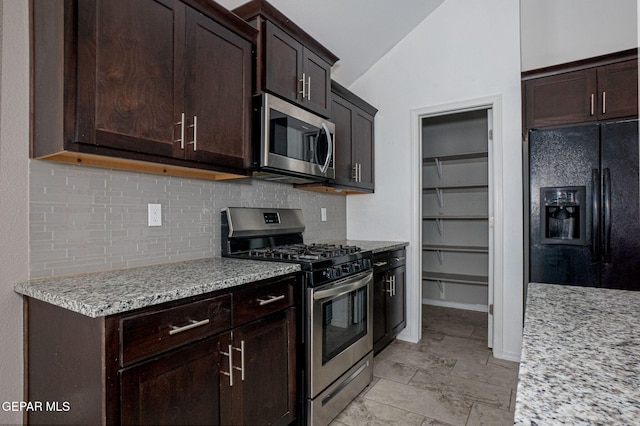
[592,169,600,261]
[603,168,612,263]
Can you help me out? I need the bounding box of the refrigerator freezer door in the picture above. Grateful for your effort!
[600,120,640,290]
[529,125,600,286]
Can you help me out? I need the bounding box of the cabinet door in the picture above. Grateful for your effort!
[265,22,304,105]
[76,0,183,157]
[372,269,389,355]
[231,309,297,426]
[597,60,639,121]
[331,96,355,187]
[389,266,407,337]
[184,8,253,169]
[303,49,332,117]
[120,335,225,426]
[353,109,375,191]
[524,69,598,129]
[331,93,375,191]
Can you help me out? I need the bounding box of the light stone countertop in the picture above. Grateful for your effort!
[329,240,409,253]
[14,257,300,318]
[514,282,640,425]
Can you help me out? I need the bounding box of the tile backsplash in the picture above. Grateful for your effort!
[29,161,346,278]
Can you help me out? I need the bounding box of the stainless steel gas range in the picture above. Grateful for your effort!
[221,207,373,426]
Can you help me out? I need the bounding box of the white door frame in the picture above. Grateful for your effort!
[409,95,504,353]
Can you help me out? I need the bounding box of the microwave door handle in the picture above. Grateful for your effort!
[319,122,333,174]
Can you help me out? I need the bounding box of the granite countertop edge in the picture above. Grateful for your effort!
[15,257,301,318]
[342,240,409,253]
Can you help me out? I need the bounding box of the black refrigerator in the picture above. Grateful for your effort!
[528,119,640,290]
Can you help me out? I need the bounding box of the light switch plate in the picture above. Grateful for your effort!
[321,207,327,222]
[148,204,162,226]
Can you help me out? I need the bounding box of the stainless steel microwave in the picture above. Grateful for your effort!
[254,93,335,183]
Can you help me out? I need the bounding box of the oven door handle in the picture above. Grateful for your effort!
[313,271,372,301]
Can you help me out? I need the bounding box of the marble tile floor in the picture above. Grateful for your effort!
[331,305,520,426]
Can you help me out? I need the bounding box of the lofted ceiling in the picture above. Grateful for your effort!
[217,0,446,87]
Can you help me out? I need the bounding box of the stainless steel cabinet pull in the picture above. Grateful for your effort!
[352,163,362,182]
[602,91,606,114]
[307,75,311,100]
[299,73,307,99]
[257,294,286,305]
[385,276,393,295]
[189,115,197,151]
[392,276,396,297]
[168,318,210,335]
[175,112,185,149]
[590,94,595,116]
[220,344,233,386]
[373,261,388,267]
[232,341,246,381]
[393,257,406,262]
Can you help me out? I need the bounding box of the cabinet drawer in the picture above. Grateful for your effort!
[234,276,296,326]
[388,249,406,268]
[120,294,231,367]
[373,252,390,271]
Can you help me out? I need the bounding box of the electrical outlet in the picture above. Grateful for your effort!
[148,203,162,227]
[321,207,327,222]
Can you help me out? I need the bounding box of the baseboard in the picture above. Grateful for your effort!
[422,298,488,313]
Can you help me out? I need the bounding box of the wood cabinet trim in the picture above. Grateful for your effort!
[183,0,258,42]
[232,0,338,65]
[522,48,638,80]
[331,80,378,116]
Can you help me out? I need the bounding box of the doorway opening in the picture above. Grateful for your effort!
[420,107,494,348]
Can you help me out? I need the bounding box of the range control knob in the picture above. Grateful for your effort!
[341,263,353,274]
[333,266,342,278]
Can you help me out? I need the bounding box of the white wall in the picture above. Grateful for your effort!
[521,0,638,71]
[346,0,523,361]
[0,1,29,424]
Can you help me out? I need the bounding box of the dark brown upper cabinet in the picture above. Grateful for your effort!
[331,81,376,193]
[297,81,377,195]
[32,0,257,180]
[232,0,338,118]
[522,49,638,130]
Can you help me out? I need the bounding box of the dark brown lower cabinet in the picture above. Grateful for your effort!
[229,309,297,426]
[24,274,298,426]
[120,336,226,425]
[373,248,407,355]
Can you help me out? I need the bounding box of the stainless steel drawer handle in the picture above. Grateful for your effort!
[257,294,286,306]
[393,257,406,262]
[168,318,210,335]
[373,261,388,267]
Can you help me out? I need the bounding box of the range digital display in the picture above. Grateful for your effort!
[263,212,280,224]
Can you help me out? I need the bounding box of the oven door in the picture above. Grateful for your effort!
[309,270,373,397]
[261,93,335,180]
